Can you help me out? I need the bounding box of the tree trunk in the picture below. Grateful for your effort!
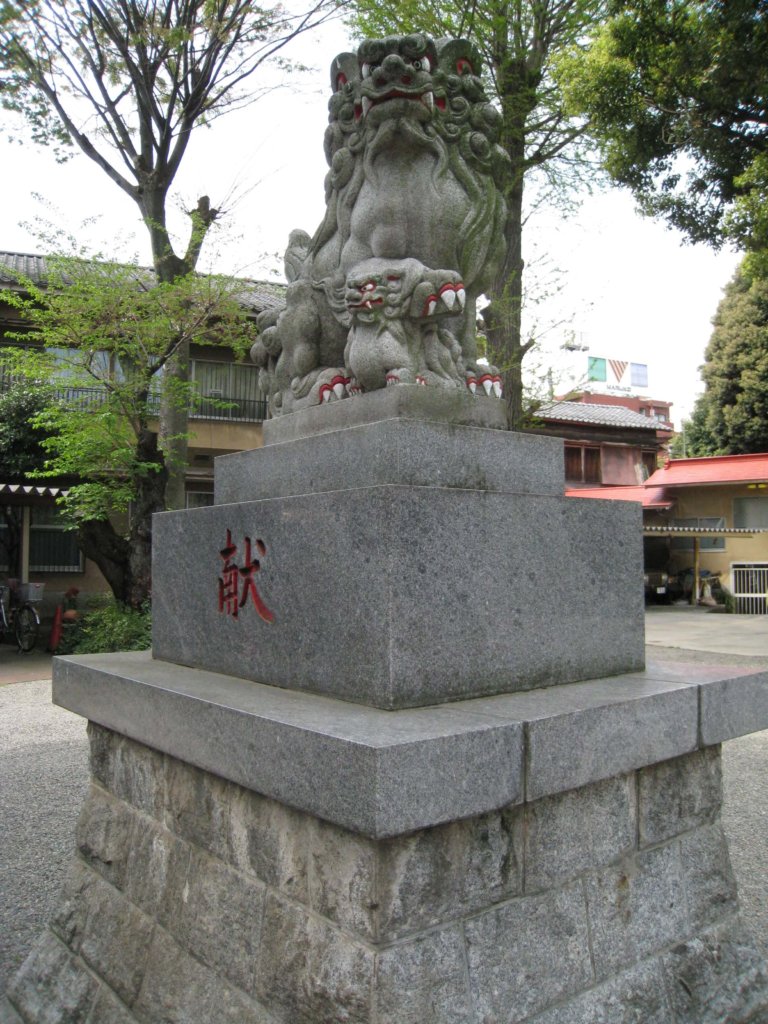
[127,428,169,608]
[77,520,131,604]
[76,429,167,608]
[140,190,215,512]
[484,132,534,430]
[158,337,191,511]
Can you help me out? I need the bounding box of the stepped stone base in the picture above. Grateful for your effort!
[5,661,768,1024]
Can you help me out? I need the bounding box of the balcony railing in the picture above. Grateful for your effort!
[1,373,268,424]
[190,394,268,423]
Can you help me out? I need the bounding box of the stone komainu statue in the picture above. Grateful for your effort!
[251,33,510,415]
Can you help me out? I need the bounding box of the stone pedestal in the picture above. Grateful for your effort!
[152,390,644,707]
[4,391,768,1023]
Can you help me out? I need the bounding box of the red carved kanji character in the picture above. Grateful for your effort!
[218,528,241,617]
[218,529,274,623]
[238,537,274,623]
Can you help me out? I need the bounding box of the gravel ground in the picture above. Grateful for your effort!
[0,679,89,992]
[1,650,767,993]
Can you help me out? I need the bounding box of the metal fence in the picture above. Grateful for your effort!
[0,363,267,423]
[731,563,768,615]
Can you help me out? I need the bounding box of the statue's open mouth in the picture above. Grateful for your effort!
[359,89,436,119]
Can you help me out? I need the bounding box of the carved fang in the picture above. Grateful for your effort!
[441,288,456,310]
[422,90,434,111]
[333,382,346,399]
[322,389,332,402]
[427,299,437,316]
[492,380,502,398]
[457,288,466,309]
[482,378,493,396]
[467,379,477,394]
[362,96,372,117]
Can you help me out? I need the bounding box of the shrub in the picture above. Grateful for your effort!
[58,599,151,654]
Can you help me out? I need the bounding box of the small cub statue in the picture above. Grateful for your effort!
[251,33,510,414]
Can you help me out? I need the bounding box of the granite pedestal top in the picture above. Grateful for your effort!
[53,651,768,838]
[261,385,509,445]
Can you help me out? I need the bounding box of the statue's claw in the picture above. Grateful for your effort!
[413,274,466,319]
[319,373,351,402]
[386,368,416,386]
[477,372,503,398]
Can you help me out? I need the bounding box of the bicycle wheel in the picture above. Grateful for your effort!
[15,605,39,653]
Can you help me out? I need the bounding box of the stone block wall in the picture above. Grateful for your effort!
[5,725,768,1024]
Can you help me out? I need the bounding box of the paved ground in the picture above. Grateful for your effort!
[645,602,768,657]
[0,609,766,993]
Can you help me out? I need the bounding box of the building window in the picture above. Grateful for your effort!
[733,497,768,529]
[30,506,83,572]
[191,360,267,422]
[565,445,601,484]
[0,508,16,572]
[641,450,657,480]
[186,491,214,509]
[670,517,726,551]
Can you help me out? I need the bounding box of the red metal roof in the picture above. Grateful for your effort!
[647,453,768,487]
[565,485,673,509]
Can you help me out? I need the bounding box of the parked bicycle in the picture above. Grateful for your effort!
[0,581,44,653]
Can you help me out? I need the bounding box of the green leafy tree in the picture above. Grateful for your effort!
[0,381,51,482]
[349,0,607,426]
[0,382,53,575]
[1,255,257,605]
[669,401,716,459]
[0,0,335,505]
[559,0,768,253]
[681,261,768,456]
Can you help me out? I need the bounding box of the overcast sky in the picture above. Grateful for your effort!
[0,17,741,426]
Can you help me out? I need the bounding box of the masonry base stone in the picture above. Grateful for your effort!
[6,702,768,1023]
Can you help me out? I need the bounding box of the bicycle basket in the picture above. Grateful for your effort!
[18,583,45,603]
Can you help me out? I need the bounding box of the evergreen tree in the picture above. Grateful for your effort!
[687,262,768,455]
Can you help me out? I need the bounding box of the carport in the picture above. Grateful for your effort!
[643,524,761,610]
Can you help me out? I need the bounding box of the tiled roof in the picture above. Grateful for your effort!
[648,453,768,487]
[566,485,673,509]
[0,251,48,285]
[538,400,660,431]
[0,250,285,313]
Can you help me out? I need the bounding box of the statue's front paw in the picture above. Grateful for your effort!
[317,370,352,403]
[411,271,466,319]
[466,365,502,397]
[385,368,417,386]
